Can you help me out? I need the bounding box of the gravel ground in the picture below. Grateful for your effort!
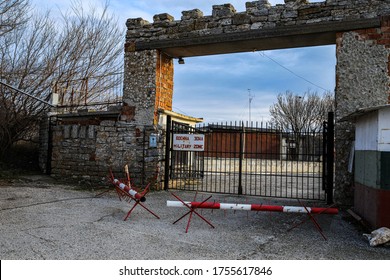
[1,175,389,260]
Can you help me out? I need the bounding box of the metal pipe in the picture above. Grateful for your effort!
[0,80,54,107]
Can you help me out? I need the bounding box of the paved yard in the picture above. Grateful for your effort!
[0,175,389,260]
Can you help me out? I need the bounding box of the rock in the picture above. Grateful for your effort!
[363,227,390,247]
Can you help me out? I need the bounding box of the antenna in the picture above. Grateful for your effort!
[248,89,254,124]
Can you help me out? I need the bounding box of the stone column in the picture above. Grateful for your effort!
[335,18,390,205]
[123,49,158,125]
[123,43,174,188]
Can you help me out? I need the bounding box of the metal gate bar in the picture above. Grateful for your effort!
[166,115,334,202]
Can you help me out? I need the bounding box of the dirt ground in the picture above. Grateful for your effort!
[0,174,389,260]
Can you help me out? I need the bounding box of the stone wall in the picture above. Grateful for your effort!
[125,0,389,45]
[40,112,164,189]
[38,116,50,174]
[49,119,133,183]
[335,17,390,204]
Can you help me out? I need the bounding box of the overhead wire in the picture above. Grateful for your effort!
[257,51,331,92]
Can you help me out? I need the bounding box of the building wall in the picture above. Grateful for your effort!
[203,131,281,159]
[335,18,390,204]
[353,107,390,228]
[155,51,174,121]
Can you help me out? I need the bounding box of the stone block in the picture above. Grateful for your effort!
[88,125,95,139]
[212,4,236,18]
[282,9,298,19]
[299,4,328,17]
[79,126,86,138]
[284,0,309,9]
[233,13,251,25]
[63,125,71,139]
[121,104,135,121]
[194,19,208,30]
[219,18,233,26]
[104,126,116,132]
[251,22,264,30]
[246,0,271,9]
[181,9,204,20]
[153,13,175,22]
[71,125,79,139]
[100,120,116,127]
[126,18,150,29]
[268,12,281,22]
[178,20,196,32]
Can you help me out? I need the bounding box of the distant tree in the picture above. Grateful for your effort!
[0,0,124,160]
[269,90,334,160]
[269,90,334,134]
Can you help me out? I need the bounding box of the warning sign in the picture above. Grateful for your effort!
[172,134,205,151]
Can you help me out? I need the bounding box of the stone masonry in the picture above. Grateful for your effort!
[122,0,390,204]
[39,109,164,188]
[125,0,389,49]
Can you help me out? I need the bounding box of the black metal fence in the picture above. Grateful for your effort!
[165,114,334,203]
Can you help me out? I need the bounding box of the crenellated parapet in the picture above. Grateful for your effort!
[125,0,390,56]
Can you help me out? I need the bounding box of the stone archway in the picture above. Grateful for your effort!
[123,0,390,204]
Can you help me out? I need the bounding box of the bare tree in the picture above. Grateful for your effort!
[53,1,124,106]
[0,0,29,36]
[0,0,124,160]
[270,90,334,133]
[269,90,334,160]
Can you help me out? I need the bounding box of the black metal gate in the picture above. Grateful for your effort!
[165,113,334,203]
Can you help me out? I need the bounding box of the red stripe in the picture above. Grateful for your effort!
[113,179,144,201]
[190,201,221,209]
[251,204,284,212]
[310,207,339,214]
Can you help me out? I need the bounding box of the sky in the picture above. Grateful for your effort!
[31,0,336,124]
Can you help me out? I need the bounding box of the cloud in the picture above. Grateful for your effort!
[173,45,336,123]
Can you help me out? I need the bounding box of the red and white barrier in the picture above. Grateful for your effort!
[113,178,146,202]
[166,201,338,215]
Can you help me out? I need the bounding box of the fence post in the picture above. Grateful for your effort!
[322,121,327,191]
[164,115,172,190]
[326,112,334,204]
[238,122,244,195]
[46,115,55,175]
